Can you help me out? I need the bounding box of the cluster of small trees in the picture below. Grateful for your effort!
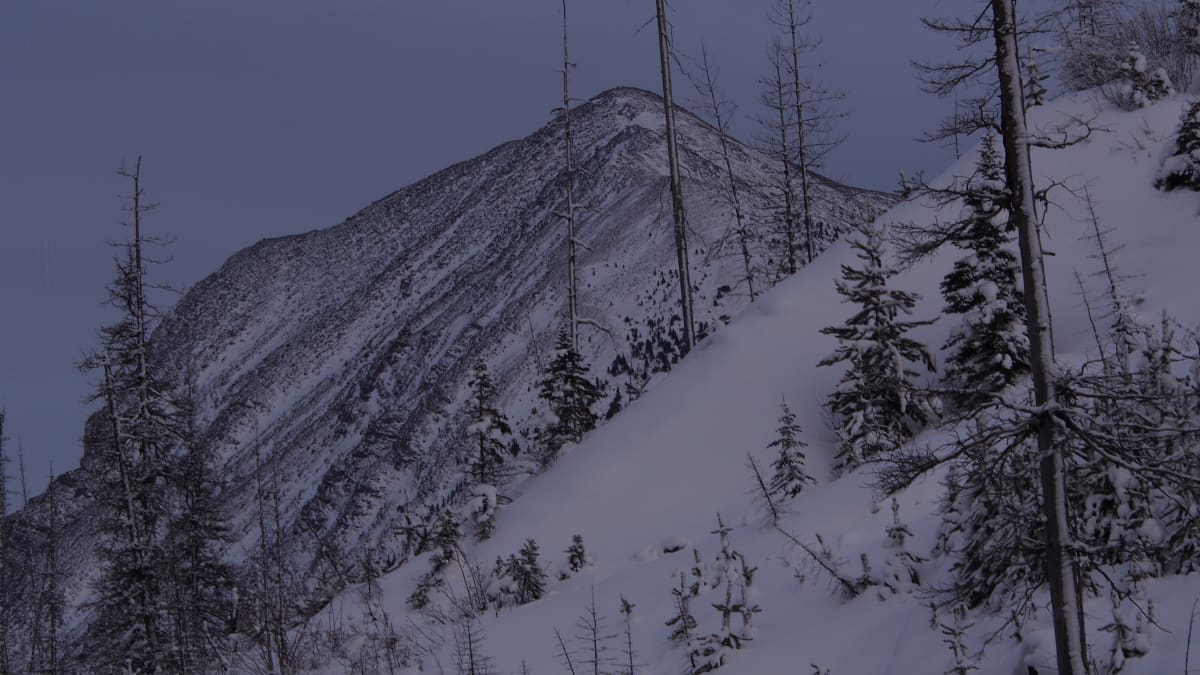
[664,516,760,674]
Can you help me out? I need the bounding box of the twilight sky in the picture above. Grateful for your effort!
[1,0,952,497]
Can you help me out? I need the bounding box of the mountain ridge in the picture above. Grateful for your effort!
[10,85,895,647]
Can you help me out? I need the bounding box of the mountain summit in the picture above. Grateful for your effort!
[18,86,893,633]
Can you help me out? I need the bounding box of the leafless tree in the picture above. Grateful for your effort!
[556,0,583,352]
[689,44,760,301]
[770,0,846,265]
[654,0,696,352]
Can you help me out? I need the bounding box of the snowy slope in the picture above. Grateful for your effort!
[5,86,893,646]
[346,93,1200,674]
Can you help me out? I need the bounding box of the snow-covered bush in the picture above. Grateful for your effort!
[1062,1,1193,93]
[1104,42,1175,109]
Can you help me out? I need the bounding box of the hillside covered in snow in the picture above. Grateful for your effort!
[318,92,1200,675]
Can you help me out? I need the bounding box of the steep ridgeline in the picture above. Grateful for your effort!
[20,87,892,627]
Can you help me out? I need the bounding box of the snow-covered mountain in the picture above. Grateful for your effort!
[9,86,893,639]
[310,93,1200,674]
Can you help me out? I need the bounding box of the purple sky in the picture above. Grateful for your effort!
[0,0,950,497]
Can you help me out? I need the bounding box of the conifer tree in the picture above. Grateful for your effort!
[466,362,511,488]
[513,538,547,605]
[537,330,602,467]
[819,226,935,473]
[1156,98,1200,192]
[81,157,182,672]
[666,572,698,646]
[619,596,639,675]
[766,397,814,500]
[466,362,512,539]
[1024,53,1048,108]
[559,533,590,580]
[163,380,235,673]
[939,134,1029,410]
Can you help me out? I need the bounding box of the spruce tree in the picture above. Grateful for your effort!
[537,330,602,467]
[163,382,235,673]
[81,158,181,672]
[514,538,547,605]
[766,398,814,500]
[466,361,511,488]
[1023,49,1048,108]
[1156,98,1200,191]
[560,533,590,580]
[939,134,1029,410]
[818,226,935,473]
[466,362,512,539]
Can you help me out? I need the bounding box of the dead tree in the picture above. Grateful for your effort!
[691,44,759,302]
[556,0,583,352]
[771,0,845,265]
[0,412,8,675]
[759,39,801,279]
[654,0,696,352]
[911,3,1089,671]
[992,2,1089,671]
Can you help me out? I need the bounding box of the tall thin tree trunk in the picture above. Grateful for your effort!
[45,464,61,675]
[990,1,1089,672]
[559,0,582,352]
[698,46,757,301]
[775,54,798,276]
[785,0,817,264]
[654,0,696,352]
[0,412,8,675]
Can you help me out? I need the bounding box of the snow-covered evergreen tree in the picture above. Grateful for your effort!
[819,226,935,473]
[537,330,603,467]
[162,384,235,673]
[559,533,591,580]
[465,361,512,539]
[1156,98,1200,192]
[940,134,1029,410]
[81,159,184,672]
[879,499,922,598]
[936,416,1045,611]
[766,398,814,500]
[1023,48,1048,108]
[466,361,511,488]
[666,572,698,646]
[512,538,547,605]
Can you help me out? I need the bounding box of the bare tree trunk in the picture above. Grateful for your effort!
[0,412,8,675]
[784,0,817,264]
[44,464,62,675]
[558,0,582,352]
[990,1,1089,672]
[766,42,800,277]
[654,0,696,352]
[696,46,757,301]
